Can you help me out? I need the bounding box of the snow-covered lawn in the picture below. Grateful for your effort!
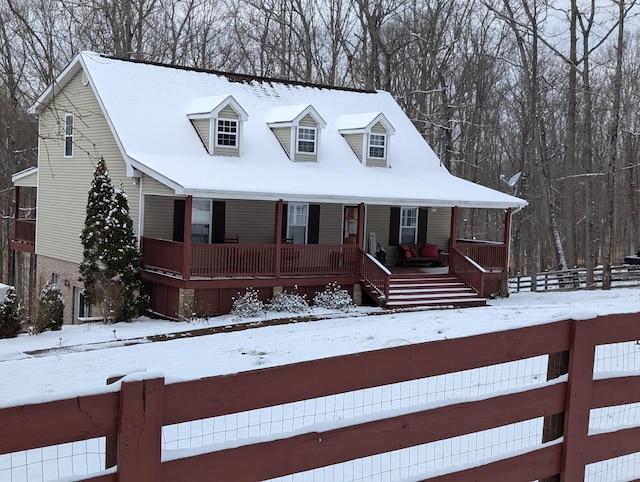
[2,287,640,481]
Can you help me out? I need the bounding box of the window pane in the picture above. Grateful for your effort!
[298,128,316,153]
[191,199,211,243]
[369,134,385,158]
[64,114,74,157]
[217,120,237,146]
[288,203,308,243]
[400,207,417,243]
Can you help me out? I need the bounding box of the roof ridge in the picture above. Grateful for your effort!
[97,53,378,95]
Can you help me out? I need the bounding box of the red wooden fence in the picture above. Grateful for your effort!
[2,312,640,481]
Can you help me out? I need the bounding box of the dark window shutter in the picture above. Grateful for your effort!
[308,204,320,244]
[173,199,185,242]
[212,201,226,243]
[389,207,400,245]
[281,203,288,240]
[417,208,428,244]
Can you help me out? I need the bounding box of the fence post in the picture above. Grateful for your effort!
[560,318,597,481]
[105,375,124,469]
[117,377,165,481]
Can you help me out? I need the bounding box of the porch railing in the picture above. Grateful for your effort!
[360,252,390,305]
[142,238,360,279]
[13,219,36,244]
[450,241,509,297]
[450,247,486,297]
[456,240,507,271]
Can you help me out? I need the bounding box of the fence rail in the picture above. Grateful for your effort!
[509,265,640,292]
[2,312,640,481]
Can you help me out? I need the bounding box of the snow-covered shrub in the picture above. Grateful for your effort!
[267,289,310,313]
[0,287,22,338]
[231,288,264,318]
[313,282,354,311]
[33,283,64,333]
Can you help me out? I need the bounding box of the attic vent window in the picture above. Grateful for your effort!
[64,113,74,157]
[369,133,386,159]
[297,127,316,154]
[217,119,238,147]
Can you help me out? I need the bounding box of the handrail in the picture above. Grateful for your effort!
[360,250,390,305]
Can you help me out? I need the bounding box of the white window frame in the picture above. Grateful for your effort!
[191,198,212,244]
[64,113,74,157]
[296,127,317,154]
[287,202,308,244]
[368,133,386,159]
[215,118,238,147]
[400,206,418,244]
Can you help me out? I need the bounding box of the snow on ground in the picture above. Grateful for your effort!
[2,287,640,408]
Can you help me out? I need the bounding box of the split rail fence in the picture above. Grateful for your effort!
[509,264,640,292]
[1,312,640,480]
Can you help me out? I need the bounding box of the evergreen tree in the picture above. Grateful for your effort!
[0,288,22,338]
[79,158,142,322]
[79,158,114,306]
[103,184,143,321]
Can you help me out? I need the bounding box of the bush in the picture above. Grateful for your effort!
[313,282,354,311]
[231,288,264,318]
[33,283,64,333]
[0,288,22,338]
[267,289,310,313]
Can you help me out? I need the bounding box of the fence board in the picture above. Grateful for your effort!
[591,376,640,408]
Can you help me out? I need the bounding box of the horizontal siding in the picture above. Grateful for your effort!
[272,127,291,158]
[143,195,176,239]
[14,170,38,187]
[343,133,363,163]
[218,105,239,119]
[427,208,452,249]
[226,200,276,243]
[191,119,210,153]
[299,114,316,127]
[371,121,386,134]
[366,157,387,168]
[365,205,391,257]
[141,174,175,196]
[36,68,141,265]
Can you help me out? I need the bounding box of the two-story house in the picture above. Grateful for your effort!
[12,52,527,324]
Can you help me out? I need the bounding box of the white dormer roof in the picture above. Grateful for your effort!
[266,104,326,128]
[336,112,395,135]
[186,94,248,121]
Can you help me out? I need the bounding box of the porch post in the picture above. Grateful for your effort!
[14,186,20,222]
[503,208,512,272]
[182,195,192,281]
[357,203,365,249]
[450,206,458,251]
[275,199,283,277]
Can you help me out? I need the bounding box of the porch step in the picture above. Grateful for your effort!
[381,273,486,309]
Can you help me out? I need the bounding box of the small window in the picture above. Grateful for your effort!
[287,203,308,244]
[216,119,238,147]
[64,114,74,157]
[51,273,61,287]
[369,133,386,159]
[400,207,417,244]
[297,127,316,154]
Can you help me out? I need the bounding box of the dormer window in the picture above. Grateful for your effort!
[369,133,386,159]
[187,95,248,157]
[297,127,316,154]
[217,119,238,147]
[337,112,395,167]
[267,105,326,162]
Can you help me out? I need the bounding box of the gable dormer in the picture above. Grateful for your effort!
[187,95,248,156]
[266,105,327,162]
[337,113,396,167]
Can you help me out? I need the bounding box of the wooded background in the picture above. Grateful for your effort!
[1,0,639,292]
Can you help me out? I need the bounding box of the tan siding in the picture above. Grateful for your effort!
[37,68,141,265]
[371,122,386,134]
[226,200,275,243]
[214,144,240,157]
[143,195,176,239]
[191,119,210,153]
[427,207,452,249]
[318,203,341,244]
[141,174,175,196]
[365,205,391,256]
[299,114,316,127]
[294,127,317,162]
[219,105,239,119]
[343,133,364,163]
[272,127,291,158]
[366,157,387,168]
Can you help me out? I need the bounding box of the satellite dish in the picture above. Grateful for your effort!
[500,172,522,195]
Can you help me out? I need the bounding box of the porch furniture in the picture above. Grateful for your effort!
[224,235,239,243]
[399,244,440,267]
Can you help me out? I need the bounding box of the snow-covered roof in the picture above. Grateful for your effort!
[12,167,38,187]
[32,52,527,209]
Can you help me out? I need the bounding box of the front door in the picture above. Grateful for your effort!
[343,206,358,244]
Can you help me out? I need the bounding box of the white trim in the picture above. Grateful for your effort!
[296,126,317,154]
[400,206,418,244]
[215,118,239,148]
[64,113,74,158]
[287,202,308,244]
[368,133,386,159]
